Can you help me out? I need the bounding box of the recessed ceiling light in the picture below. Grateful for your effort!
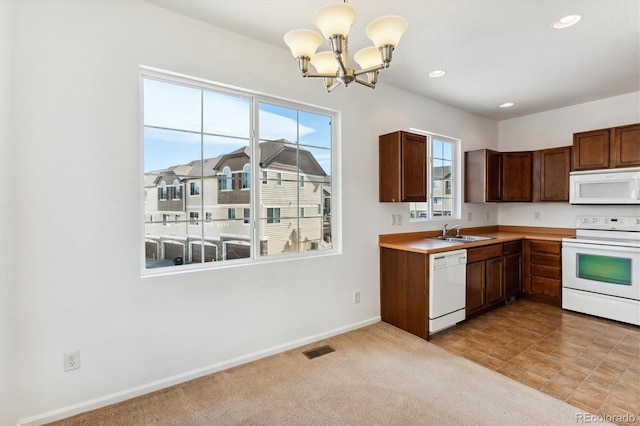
[553,14,583,29]
[428,69,447,78]
[499,102,514,108]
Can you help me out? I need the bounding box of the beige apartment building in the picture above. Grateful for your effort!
[144,140,331,267]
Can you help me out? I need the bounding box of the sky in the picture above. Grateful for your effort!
[143,78,332,173]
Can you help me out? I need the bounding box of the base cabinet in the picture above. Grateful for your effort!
[380,248,428,339]
[466,244,503,317]
[503,240,522,300]
[523,240,562,306]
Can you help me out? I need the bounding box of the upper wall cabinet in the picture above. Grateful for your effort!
[465,147,570,203]
[533,146,572,202]
[379,131,427,202]
[612,123,640,168]
[502,152,533,202]
[573,123,640,170]
[464,149,533,202]
[464,149,502,203]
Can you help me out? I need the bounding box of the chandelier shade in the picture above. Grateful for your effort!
[312,3,357,40]
[354,46,382,69]
[365,15,408,48]
[283,29,323,59]
[311,51,340,74]
[284,1,407,92]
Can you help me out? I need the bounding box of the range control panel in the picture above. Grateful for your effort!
[576,216,640,231]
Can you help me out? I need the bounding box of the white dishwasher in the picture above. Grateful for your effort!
[429,249,467,335]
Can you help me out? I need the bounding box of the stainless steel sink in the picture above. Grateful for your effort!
[427,235,495,243]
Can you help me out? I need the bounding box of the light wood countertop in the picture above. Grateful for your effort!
[379,225,575,255]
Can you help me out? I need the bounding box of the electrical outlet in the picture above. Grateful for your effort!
[486,211,490,221]
[396,214,402,226]
[391,214,397,226]
[466,212,472,221]
[354,291,361,304]
[534,212,541,220]
[64,350,81,372]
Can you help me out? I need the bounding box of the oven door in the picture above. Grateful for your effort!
[562,241,640,301]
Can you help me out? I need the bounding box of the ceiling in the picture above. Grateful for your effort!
[146,0,639,121]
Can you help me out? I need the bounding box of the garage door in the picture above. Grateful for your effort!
[192,243,218,263]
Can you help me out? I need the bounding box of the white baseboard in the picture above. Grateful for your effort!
[19,316,381,426]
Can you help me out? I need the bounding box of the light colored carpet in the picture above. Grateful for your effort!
[51,322,594,425]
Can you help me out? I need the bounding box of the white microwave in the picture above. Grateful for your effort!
[570,167,640,204]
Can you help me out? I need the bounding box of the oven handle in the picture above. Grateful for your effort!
[563,241,640,253]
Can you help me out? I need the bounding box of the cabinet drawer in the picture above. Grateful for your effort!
[531,276,561,298]
[467,244,503,263]
[530,253,561,268]
[531,264,561,280]
[529,241,561,254]
[503,240,522,255]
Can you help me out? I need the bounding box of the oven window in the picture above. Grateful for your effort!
[577,254,632,285]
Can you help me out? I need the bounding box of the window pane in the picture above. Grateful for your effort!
[144,128,201,173]
[144,79,202,132]
[299,111,332,149]
[203,91,250,138]
[259,103,298,142]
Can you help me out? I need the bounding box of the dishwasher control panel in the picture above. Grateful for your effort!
[431,249,467,269]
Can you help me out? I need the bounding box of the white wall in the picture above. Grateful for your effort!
[498,92,640,228]
[1,1,498,424]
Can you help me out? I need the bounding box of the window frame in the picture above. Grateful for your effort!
[140,67,341,276]
[406,129,462,222]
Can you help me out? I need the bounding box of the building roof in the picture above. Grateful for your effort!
[145,139,328,182]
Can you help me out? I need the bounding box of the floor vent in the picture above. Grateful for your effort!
[303,345,335,359]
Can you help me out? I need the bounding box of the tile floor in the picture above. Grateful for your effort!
[429,299,640,425]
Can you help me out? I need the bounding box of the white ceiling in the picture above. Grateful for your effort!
[146,0,639,121]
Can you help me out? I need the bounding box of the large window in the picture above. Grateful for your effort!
[408,131,461,221]
[143,70,336,272]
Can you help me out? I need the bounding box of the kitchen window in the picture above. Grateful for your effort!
[142,69,337,273]
[408,131,461,221]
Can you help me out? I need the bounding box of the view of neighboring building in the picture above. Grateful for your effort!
[144,140,331,268]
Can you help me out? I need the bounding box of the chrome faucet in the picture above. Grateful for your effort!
[442,223,462,237]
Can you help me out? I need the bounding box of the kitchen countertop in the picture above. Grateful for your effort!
[379,225,575,255]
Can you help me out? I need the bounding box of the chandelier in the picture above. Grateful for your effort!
[284,2,408,92]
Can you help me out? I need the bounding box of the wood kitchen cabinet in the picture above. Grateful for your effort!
[503,240,522,300]
[502,152,533,201]
[464,149,502,203]
[523,240,562,306]
[611,123,640,168]
[465,149,533,202]
[573,123,640,170]
[379,131,427,202]
[466,243,503,317]
[533,146,571,202]
[380,247,429,339]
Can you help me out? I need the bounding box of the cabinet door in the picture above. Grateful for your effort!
[466,261,485,315]
[502,152,532,201]
[379,131,427,202]
[537,146,571,201]
[573,128,610,170]
[485,256,504,304]
[464,149,500,203]
[486,150,502,202]
[611,123,640,168]
[503,252,521,299]
[401,132,427,201]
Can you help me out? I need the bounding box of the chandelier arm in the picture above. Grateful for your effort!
[335,53,351,78]
[353,78,376,89]
[352,64,386,77]
[304,72,340,78]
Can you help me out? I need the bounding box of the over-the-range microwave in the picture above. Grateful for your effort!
[570,166,640,204]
